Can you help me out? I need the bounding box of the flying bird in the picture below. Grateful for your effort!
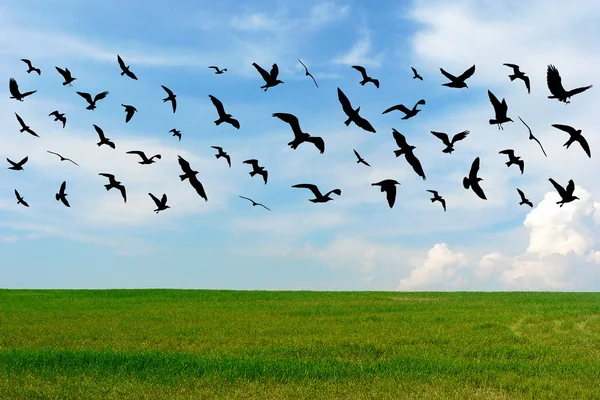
[392,129,426,180]
[440,65,475,88]
[208,66,227,74]
[126,150,161,165]
[211,146,231,167]
[548,178,579,207]
[411,67,423,80]
[169,129,182,141]
[353,149,370,167]
[430,130,470,154]
[7,156,28,171]
[546,64,593,104]
[149,193,170,213]
[463,157,487,200]
[499,149,525,174]
[516,188,533,208]
[55,67,76,86]
[121,104,137,123]
[14,190,29,207]
[382,99,426,120]
[351,65,379,88]
[15,113,39,137]
[239,196,271,211]
[292,184,341,203]
[117,55,138,80]
[48,111,66,128]
[9,78,36,101]
[47,151,79,166]
[488,90,513,130]
[426,190,446,212]
[372,179,400,209]
[243,159,268,184]
[209,95,240,129]
[551,124,591,158]
[21,59,41,75]
[56,181,70,207]
[77,90,109,110]
[98,173,127,203]
[518,116,547,157]
[503,63,530,94]
[177,156,208,201]
[272,112,325,154]
[298,59,318,88]
[337,87,376,133]
[93,125,116,149]
[161,85,177,113]
[252,62,284,91]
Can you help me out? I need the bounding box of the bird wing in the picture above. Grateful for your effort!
[488,90,501,113]
[575,135,591,158]
[125,70,137,80]
[385,185,397,208]
[243,159,259,168]
[450,130,470,144]
[568,85,593,96]
[224,154,231,167]
[93,91,109,102]
[405,151,426,180]
[471,180,487,200]
[59,181,67,194]
[516,188,526,201]
[239,195,253,203]
[118,185,127,202]
[208,66,219,71]
[117,55,126,70]
[272,113,302,138]
[229,118,240,129]
[324,189,342,197]
[440,198,446,211]
[523,75,531,93]
[503,63,519,71]
[469,157,481,180]
[427,190,438,195]
[259,204,271,211]
[261,170,268,184]
[252,63,271,82]
[392,129,409,149]
[411,67,417,75]
[189,175,208,201]
[305,136,325,154]
[439,67,457,81]
[270,63,280,79]
[15,113,26,128]
[161,194,167,205]
[209,95,226,116]
[161,85,174,97]
[211,146,222,151]
[55,66,68,78]
[548,178,566,198]
[351,65,368,80]
[337,88,354,116]
[93,124,106,140]
[98,173,115,181]
[353,149,362,160]
[566,180,575,196]
[9,78,19,97]
[499,149,515,157]
[149,193,161,206]
[292,183,322,198]
[125,109,134,122]
[546,65,565,97]
[126,150,146,159]
[382,104,411,115]
[298,58,308,73]
[354,115,376,133]
[171,97,177,113]
[47,151,60,158]
[19,156,29,166]
[178,156,193,174]
[77,91,93,104]
[551,124,577,135]
[21,59,33,68]
[457,64,476,81]
[429,131,451,146]
[14,189,20,199]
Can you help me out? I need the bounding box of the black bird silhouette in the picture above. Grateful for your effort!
[121,104,137,123]
[430,130,470,154]
[209,66,227,74]
[56,181,70,207]
[382,99,426,120]
[98,173,127,203]
[411,67,423,80]
[149,193,170,213]
[21,59,41,75]
[551,124,591,158]
[463,157,486,200]
[252,62,284,91]
[337,87,376,133]
[518,116,547,157]
[353,149,370,167]
[47,151,79,166]
[499,149,524,174]
[549,178,579,207]
[516,188,533,208]
[55,67,76,86]
[298,59,318,88]
[211,146,231,167]
[77,90,109,110]
[15,113,39,137]
[239,196,271,211]
[503,63,530,94]
[14,189,29,207]
[372,179,400,208]
[161,85,177,113]
[209,95,240,129]
[392,129,426,180]
[292,184,341,203]
[272,112,325,154]
[117,55,137,80]
[426,190,446,211]
[7,156,28,170]
[243,159,268,184]
[9,78,36,101]
[177,156,208,201]
[440,65,475,88]
[351,65,379,88]
[488,90,513,130]
[546,65,592,104]
[169,129,182,141]
[93,125,116,149]
[126,150,161,164]
[48,111,66,128]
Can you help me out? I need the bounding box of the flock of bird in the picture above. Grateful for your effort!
[6,56,594,214]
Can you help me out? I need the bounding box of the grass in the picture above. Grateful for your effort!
[1,290,600,399]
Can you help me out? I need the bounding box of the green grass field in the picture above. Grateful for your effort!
[1,290,599,399]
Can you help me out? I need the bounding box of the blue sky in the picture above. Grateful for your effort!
[1,0,600,290]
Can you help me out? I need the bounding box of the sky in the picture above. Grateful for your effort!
[1,0,600,290]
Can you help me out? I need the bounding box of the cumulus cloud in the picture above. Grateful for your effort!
[398,243,468,290]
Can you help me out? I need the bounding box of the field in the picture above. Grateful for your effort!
[1,290,599,399]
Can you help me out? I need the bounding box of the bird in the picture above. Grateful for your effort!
[93,125,116,149]
[55,67,76,86]
[292,184,341,203]
[488,90,513,130]
[161,85,177,113]
[516,188,533,208]
[372,179,400,208]
[98,173,127,203]
[351,65,379,88]
[411,67,423,80]
[47,151,79,166]
[503,63,530,94]
[76,90,109,110]
[48,111,66,128]
[243,159,268,184]
[549,178,579,207]
[208,66,227,74]
[439,65,475,88]
[177,156,208,201]
[7,156,28,171]
[518,116,547,157]
[209,95,240,129]
[426,190,446,211]
[211,146,231,167]
[337,87,376,133]
[499,149,525,174]
[392,129,426,180]
[21,59,41,75]
[239,196,271,211]
[9,78,36,101]
[14,189,29,207]
[430,130,470,154]
[551,124,591,158]
[149,193,170,213]
[298,59,318,88]
[117,55,138,80]
[546,64,593,104]
[252,62,284,91]
[55,181,70,207]
[15,113,39,137]
[382,99,426,120]
[272,112,325,154]
[463,157,487,200]
[126,150,161,165]
[353,149,370,167]
[121,104,137,123]
[169,129,182,141]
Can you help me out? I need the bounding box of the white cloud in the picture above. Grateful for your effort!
[398,243,468,290]
[332,26,384,67]
[0,234,19,243]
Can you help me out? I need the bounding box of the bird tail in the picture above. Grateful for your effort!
[249,171,257,177]
[508,74,517,81]
[55,193,60,200]
[104,184,111,191]
[505,161,511,167]
[462,177,470,189]
[344,117,352,126]
[120,71,125,76]
[179,173,188,181]
[87,105,95,110]
[359,80,367,86]
[443,147,453,154]
[162,97,168,102]
[430,198,435,203]
[214,119,222,126]
[215,154,221,159]
[489,119,497,125]
[97,142,102,147]
[393,149,404,157]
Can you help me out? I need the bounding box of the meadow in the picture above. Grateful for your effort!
[1,290,599,399]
